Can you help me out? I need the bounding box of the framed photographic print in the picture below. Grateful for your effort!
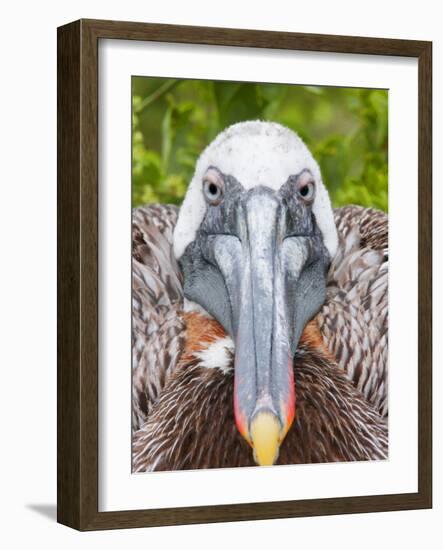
[57,19,432,530]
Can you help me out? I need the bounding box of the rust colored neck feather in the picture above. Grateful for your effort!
[180,311,331,363]
[299,319,334,361]
[180,312,228,364]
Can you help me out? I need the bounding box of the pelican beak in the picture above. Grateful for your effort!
[207,188,327,465]
[250,411,282,466]
[225,192,296,465]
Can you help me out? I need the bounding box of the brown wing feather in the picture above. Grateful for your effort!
[317,206,388,417]
[132,204,185,431]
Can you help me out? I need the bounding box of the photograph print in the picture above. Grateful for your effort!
[131,78,388,472]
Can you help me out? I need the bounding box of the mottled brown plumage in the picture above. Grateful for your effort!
[132,205,184,430]
[317,206,388,416]
[133,319,387,471]
[132,203,388,470]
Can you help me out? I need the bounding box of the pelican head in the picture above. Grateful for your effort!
[173,121,338,466]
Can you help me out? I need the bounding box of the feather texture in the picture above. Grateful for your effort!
[133,334,387,471]
[132,205,184,430]
[317,206,388,417]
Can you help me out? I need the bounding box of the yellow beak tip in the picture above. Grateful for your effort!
[250,412,281,466]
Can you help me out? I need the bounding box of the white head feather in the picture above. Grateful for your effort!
[173,121,338,259]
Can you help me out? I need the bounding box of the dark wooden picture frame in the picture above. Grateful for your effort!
[57,18,432,531]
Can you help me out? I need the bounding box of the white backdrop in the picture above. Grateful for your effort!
[0,0,441,548]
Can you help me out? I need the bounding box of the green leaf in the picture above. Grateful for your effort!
[131,77,388,212]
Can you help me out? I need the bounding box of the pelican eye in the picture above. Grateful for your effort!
[203,169,225,205]
[296,173,316,203]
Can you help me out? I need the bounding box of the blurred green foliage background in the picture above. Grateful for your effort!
[132,78,388,211]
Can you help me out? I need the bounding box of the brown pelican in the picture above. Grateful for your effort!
[132,121,388,471]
